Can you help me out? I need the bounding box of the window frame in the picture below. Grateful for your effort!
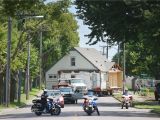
[71,57,76,66]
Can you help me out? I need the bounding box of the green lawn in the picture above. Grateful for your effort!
[0,88,41,110]
[135,103,160,114]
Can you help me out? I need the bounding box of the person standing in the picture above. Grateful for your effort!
[134,84,140,94]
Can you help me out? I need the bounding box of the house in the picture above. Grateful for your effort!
[45,47,123,90]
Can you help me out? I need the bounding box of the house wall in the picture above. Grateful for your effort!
[60,71,109,90]
[60,71,100,89]
[101,72,108,90]
[117,72,123,88]
[46,50,98,89]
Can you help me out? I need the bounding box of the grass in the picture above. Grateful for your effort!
[113,92,123,102]
[134,102,160,114]
[0,88,41,110]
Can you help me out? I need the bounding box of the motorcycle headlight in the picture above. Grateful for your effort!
[89,99,92,103]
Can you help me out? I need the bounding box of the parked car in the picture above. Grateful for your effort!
[45,89,64,108]
[154,83,160,101]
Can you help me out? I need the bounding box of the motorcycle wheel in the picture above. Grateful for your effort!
[87,112,92,116]
[53,106,61,115]
[35,112,42,116]
[126,103,128,109]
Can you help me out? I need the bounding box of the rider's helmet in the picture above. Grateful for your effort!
[42,89,48,98]
[124,88,129,95]
[44,89,47,93]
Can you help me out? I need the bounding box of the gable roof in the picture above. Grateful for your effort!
[74,47,115,72]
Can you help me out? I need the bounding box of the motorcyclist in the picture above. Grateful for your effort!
[41,89,48,112]
[121,89,132,109]
[83,90,100,115]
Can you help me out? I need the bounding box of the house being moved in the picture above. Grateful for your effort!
[45,47,123,92]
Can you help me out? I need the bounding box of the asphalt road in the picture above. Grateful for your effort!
[0,96,159,120]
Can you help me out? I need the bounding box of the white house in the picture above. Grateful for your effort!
[45,47,122,90]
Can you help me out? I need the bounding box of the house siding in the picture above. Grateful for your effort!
[46,50,98,89]
[45,47,122,91]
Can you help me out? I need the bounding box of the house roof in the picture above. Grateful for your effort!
[74,47,115,72]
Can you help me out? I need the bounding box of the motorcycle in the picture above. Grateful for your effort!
[121,94,132,109]
[31,96,61,116]
[82,96,100,116]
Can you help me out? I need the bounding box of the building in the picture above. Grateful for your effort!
[45,47,122,90]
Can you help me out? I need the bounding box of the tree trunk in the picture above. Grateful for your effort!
[30,77,32,91]
[15,72,19,100]
[0,73,4,104]
[155,74,160,80]
[10,74,16,102]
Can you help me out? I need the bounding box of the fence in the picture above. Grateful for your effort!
[135,79,160,96]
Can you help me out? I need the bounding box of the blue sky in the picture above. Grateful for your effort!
[69,4,118,61]
[46,0,118,61]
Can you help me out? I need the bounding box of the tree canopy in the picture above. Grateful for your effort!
[75,0,160,44]
[0,0,79,105]
[75,0,160,79]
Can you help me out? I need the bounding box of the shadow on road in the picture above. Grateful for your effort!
[97,102,120,107]
[0,109,159,119]
[0,96,159,119]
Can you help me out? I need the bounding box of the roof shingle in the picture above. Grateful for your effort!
[74,47,115,72]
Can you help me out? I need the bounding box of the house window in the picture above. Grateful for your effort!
[53,75,57,78]
[49,75,53,78]
[49,74,57,79]
[71,75,75,78]
[71,57,76,66]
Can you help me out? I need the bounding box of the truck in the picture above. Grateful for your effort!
[58,78,88,99]
[51,78,87,100]
[63,78,87,94]
[58,86,77,104]
[92,69,123,96]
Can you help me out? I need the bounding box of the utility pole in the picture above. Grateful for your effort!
[106,44,109,59]
[23,15,43,99]
[123,41,126,94]
[100,39,110,59]
[117,42,120,65]
[5,16,12,107]
[26,33,31,100]
[39,26,42,90]
[100,46,106,55]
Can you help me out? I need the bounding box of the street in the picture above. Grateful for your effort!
[0,96,159,120]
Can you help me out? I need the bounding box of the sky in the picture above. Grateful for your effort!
[69,5,118,61]
[46,0,118,61]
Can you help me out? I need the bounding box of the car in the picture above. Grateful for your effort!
[59,86,77,104]
[154,83,160,101]
[45,89,64,108]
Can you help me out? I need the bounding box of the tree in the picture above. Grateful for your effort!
[0,0,79,105]
[39,0,79,71]
[75,0,160,79]
[1,0,43,17]
[75,0,144,44]
[112,40,157,79]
